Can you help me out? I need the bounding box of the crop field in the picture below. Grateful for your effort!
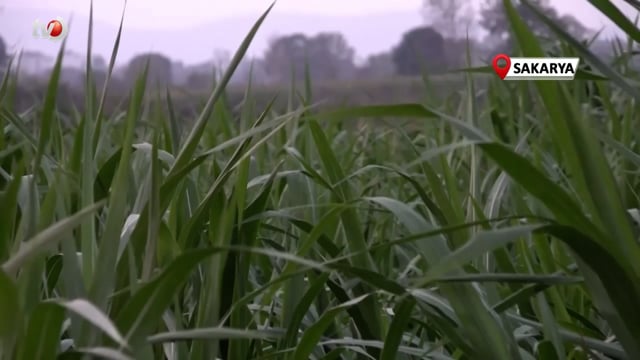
[14,73,470,121]
[1,1,640,360]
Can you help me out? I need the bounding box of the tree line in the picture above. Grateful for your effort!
[1,0,596,91]
[124,0,592,89]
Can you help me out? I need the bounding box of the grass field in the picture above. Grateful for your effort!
[14,74,471,121]
[1,0,640,359]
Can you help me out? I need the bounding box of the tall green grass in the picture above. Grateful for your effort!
[1,0,639,359]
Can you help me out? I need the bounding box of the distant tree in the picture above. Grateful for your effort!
[93,70,107,89]
[262,32,356,84]
[232,58,270,85]
[60,67,85,89]
[186,71,215,91]
[422,0,473,39]
[0,36,7,67]
[357,52,395,78]
[442,38,484,68]
[392,26,446,76]
[125,52,173,88]
[93,55,107,70]
[307,33,356,79]
[263,33,306,83]
[480,0,591,53]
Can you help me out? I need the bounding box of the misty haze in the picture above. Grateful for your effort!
[1,0,635,113]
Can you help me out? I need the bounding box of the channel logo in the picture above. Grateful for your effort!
[33,17,68,41]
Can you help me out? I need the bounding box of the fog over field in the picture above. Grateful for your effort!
[1,0,635,65]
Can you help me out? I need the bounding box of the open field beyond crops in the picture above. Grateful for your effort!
[13,74,472,120]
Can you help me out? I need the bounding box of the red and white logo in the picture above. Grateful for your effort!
[33,17,68,41]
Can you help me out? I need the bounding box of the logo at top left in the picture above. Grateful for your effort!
[33,17,68,40]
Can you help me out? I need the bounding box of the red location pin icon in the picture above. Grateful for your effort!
[492,54,511,80]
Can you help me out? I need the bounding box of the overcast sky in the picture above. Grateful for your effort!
[7,0,634,27]
[2,0,637,65]
[10,0,427,26]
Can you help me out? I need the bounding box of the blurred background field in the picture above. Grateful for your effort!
[0,0,628,114]
[12,74,470,118]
